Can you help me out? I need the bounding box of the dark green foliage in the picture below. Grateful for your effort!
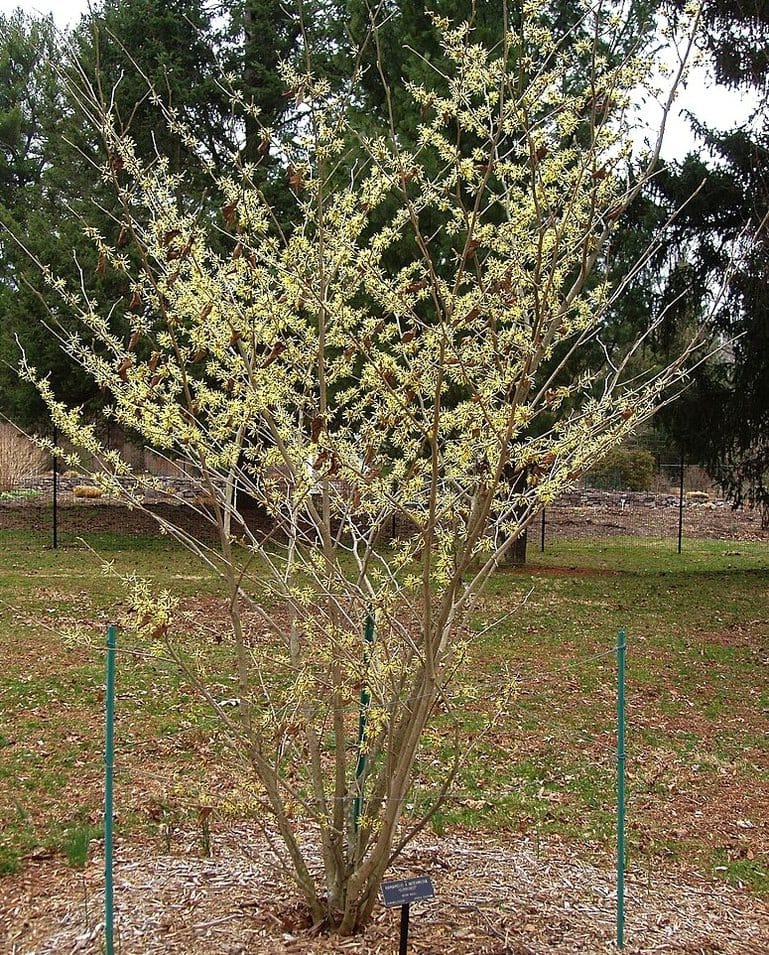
[2,0,765,515]
[0,12,98,427]
[586,446,656,491]
[669,0,769,90]
[652,0,769,516]
[73,0,233,174]
[0,13,55,194]
[0,1,311,428]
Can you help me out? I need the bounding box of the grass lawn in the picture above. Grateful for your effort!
[1,529,767,899]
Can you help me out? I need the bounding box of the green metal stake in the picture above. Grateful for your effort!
[616,629,626,950]
[104,624,117,955]
[353,613,375,831]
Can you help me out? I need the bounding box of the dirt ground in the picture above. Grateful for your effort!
[543,502,767,544]
[0,498,263,540]
[3,826,769,955]
[1,493,767,544]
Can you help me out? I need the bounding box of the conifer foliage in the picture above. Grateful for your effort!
[659,0,769,518]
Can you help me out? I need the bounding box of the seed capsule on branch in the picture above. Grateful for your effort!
[311,416,325,443]
[264,341,286,367]
[405,279,428,294]
[288,166,304,192]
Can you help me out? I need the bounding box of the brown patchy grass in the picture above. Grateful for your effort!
[1,531,769,951]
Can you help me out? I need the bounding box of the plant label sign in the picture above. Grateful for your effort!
[381,876,435,907]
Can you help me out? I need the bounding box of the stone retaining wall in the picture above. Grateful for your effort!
[17,476,724,509]
[19,474,217,503]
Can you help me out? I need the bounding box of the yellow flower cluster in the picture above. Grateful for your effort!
[21,1,701,862]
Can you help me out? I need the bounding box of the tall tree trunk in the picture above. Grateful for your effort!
[506,528,528,566]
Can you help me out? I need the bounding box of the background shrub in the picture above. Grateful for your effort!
[586,447,656,491]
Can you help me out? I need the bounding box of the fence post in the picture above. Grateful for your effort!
[677,453,685,555]
[104,625,117,955]
[540,508,546,552]
[616,629,626,950]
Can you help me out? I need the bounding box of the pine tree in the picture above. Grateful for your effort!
[656,0,769,518]
[0,12,100,425]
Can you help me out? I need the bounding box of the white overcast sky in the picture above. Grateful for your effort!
[1,0,89,27]
[0,0,759,161]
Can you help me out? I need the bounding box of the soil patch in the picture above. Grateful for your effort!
[2,493,767,544]
[543,501,767,543]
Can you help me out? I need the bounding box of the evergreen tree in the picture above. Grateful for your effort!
[0,12,99,426]
[0,0,320,427]
[656,0,769,517]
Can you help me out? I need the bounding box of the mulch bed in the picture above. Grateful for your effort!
[3,827,768,954]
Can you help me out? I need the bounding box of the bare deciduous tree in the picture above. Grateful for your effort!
[11,1,710,934]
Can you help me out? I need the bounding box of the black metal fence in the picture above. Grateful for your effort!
[538,486,767,552]
[1,430,766,549]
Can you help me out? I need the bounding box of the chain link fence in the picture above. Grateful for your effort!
[0,424,248,545]
[1,423,766,548]
[538,461,767,551]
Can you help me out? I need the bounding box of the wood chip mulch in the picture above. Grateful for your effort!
[3,826,768,954]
